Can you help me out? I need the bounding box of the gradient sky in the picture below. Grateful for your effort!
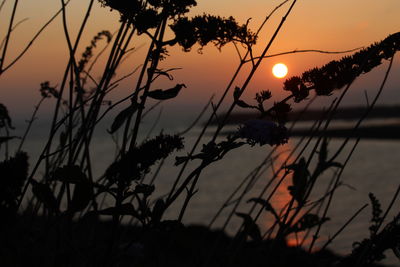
[1,0,399,118]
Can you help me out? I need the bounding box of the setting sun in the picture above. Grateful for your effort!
[272,63,288,78]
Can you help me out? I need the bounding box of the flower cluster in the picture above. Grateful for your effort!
[39,81,60,99]
[170,15,257,52]
[106,134,184,184]
[238,119,288,146]
[78,30,112,73]
[283,32,400,100]
[98,0,196,26]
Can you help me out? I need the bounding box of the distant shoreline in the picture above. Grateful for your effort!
[289,124,400,140]
[216,105,400,140]
[211,105,400,125]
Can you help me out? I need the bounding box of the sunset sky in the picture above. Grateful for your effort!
[1,0,399,119]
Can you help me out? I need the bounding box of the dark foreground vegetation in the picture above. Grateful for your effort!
[0,215,388,267]
[1,0,400,266]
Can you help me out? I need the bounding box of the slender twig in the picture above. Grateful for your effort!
[17,97,46,152]
[321,204,369,250]
[308,138,360,252]
[2,0,71,74]
[0,0,18,73]
[0,0,7,14]
[0,17,28,50]
[243,47,363,63]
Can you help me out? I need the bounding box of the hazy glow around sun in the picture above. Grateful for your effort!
[272,63,288,78]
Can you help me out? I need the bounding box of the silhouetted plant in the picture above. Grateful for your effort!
[0,103,13,130]
[1,0,400,266]
[0,152,28,224]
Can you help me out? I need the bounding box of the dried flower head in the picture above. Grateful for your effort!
[238,119,288,146]
[39,81,60,99]
[0,103,14,129]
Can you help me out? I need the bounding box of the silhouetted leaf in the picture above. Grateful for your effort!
[287,157,309,204]
[236,212,262,241]
[233,86,241,100]
[324,161,343,169]
[31,179,59,213]
[59,131,67,147]
[147,83,186,100]
[68,181,92,213]
[248,198,280,221]
[154,68,181,80]
[108,102,139,134]
[236,100,255,109]
[319,137,328,164]
[151,198,165,224]
[289,214,329,233]
[175,155,189,166]
[248,198,273,212]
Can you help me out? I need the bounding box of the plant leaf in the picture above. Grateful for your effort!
[287,157,309,204]
[248,198,274,212]
[31,179,59,213]
[108,102,139,134]
[68,180,92,213]
[236,212,262,241]
[151,198,165,224]
[147,83,186,100]
[236,100,256,109]
[233,86,241,100]
[289,214,329,233]
[319,137,328,164]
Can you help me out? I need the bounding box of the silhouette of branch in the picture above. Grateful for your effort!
[109,64,142,88]
[243,47,363,63]
[2,0,71,74]
[232,41,243,61]
[83,31,115,86]
[0,0,7,14]
[0,17,28,50]
[0,0,19,73]
[321,204,369,250]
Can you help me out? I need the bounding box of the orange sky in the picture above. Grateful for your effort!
[1,0,399,118]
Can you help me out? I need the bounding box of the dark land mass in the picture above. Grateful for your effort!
[290,124,400,140]
[0,215,388,267]
[217,105,400,140]
[214,105,400,125]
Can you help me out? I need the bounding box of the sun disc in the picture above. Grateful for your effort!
[272,63,288,78]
